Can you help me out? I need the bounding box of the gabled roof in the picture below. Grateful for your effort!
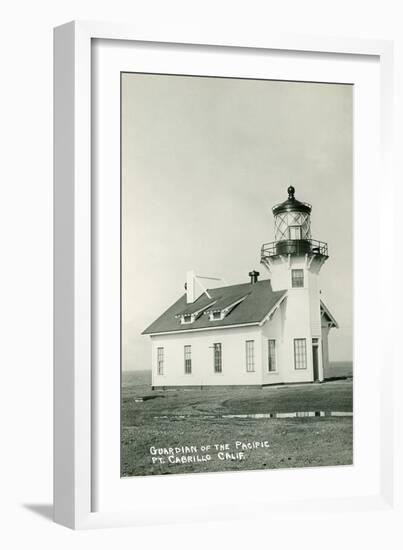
[320,300,338,328]
[142,279,286,335]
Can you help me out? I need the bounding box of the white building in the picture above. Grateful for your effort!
[143,187,338,388]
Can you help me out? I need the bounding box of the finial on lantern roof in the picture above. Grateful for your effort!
[272,186,311,215]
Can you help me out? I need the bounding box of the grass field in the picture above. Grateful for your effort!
[121,370,353,477]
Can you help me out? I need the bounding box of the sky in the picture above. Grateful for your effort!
[121,73,353,371]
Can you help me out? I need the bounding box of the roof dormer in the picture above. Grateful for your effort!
[175,301,217,325]
[204,294,248,322]
[181,313,195,324]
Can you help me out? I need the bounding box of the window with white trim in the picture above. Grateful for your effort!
[245,340,255,372]
[157,347,164,375]
[291,269,304,288]
[294,338,307,370]
[213,343,222,373]
[184,345,192,374]
[268,339,277,372]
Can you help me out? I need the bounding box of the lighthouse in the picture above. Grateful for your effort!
[261,186,331,382]
[143,185,338,388]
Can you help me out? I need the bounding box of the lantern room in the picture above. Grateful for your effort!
[273,186,311,241]
[261,186,328,261]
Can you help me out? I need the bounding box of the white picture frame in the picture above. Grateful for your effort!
[54,21,395,530]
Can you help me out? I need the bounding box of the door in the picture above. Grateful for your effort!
[312,339,320,381]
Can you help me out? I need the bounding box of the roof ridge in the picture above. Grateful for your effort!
[206,279,269,292]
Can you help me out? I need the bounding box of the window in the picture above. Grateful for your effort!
[289,225,302,240]
[291,269,304,288]
[212,311,222,320]
[245,340,255,372]
[157,347,164,375]
[268,339,276,372]
[184,345,192,374]
[294,339,307,370]
[182,314,192,324]
[213,343,222,373]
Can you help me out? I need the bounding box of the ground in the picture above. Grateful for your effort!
[121,371,353,477]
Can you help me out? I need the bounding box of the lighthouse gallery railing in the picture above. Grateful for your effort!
[261,239,328,259]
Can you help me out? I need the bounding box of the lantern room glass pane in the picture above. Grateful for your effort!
[274,212,311,241]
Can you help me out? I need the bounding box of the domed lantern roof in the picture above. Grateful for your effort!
[272,186,312,216]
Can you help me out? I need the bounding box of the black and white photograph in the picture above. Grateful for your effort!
[3,0,400,543]
[121,73,353,477]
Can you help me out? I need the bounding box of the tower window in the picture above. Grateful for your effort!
[157,347,164,375]
[289,225,302,240]
[291,269,304,288]
[294,339,307,370]
[268,339,277,372]
[213,343,222,373]
[245,340,255,372]
[184,345,192,374]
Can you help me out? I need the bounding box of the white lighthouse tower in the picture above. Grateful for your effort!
[261,186,330,382]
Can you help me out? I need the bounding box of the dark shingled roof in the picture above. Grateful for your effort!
[203,292,248,313]
[174,299,217,317]
[142,279,286,335]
